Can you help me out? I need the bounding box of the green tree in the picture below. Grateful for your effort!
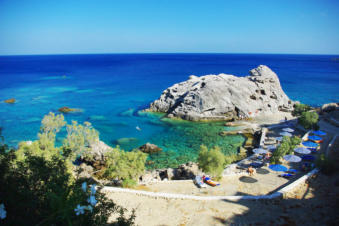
[38,112,66,150]
[197,145,225,178]
[292,103,311,116]
[104,147,147,185]
[0,139,134,225]
[298,111,319,129]
[63,121,99,160]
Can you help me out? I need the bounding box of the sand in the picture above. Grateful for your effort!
[104,115,339,225]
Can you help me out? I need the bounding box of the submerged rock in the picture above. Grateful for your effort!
[58,106,82,113]
[139,143,162,154]
[321,103,338,112]
[145,65,293,121]
[4,98,16,104]
[116,137,138,146]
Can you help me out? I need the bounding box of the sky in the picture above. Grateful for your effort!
[0,0,338,55]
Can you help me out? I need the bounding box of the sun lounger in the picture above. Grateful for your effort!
[279,173,294,178]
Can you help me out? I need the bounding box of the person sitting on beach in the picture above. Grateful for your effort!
[264,152,271,161]
[248,166,255,176]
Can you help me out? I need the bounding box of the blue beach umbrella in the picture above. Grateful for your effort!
[283,155,302,163]
[280,132,292,137]
[312,130,326,136]
[294,147,311,154]
[253,148,268,154]
[275,137,283,142]
[308,135,322,142]
[302,141,318,148]
[269,164,288,172]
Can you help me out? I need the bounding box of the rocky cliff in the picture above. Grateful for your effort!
[146,65,293,121]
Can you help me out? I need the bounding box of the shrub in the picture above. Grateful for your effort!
[298,111,319,129]
[38,112,66,150]
[104,147,147,181]
[0,140,134,225]
[292,103,311,116]
[122,179,137,188]
[63,121,99,160]
[197,145,225,178]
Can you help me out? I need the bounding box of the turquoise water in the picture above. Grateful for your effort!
[0,54,338,168]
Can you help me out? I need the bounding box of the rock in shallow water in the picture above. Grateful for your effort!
[139,142,162,154]
[145,65,294,121]
[4,98,16,104]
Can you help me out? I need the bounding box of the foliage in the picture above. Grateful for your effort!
[104,147,147,181]
[270,135,301,164]
[292,103,311,116]
[0,116,135,225]
[0,140,134,225]
[38,112,66,150]
[121,179,137,188]
[63,121,99,160]
[316,154,337,175]
[298,111,319,129]
[197,145,225,178]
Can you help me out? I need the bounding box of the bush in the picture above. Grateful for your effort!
[122,179,137,188]
[197,145,225,178]
[292,103,311,116]
[298,111,319,129]
[270,135,301,163]
[0,140,134,225]
[104,147,147,181]
[0,116,135,225]
[63,121,99,160]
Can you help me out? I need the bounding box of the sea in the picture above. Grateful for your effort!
[0,54,338,168]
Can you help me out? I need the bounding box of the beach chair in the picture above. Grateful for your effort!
[279,173,294,178]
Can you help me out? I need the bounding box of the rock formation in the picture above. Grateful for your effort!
[58,106,82,113]
[146,65,294,121]
[139,143,162,154]
[4,98,16,104]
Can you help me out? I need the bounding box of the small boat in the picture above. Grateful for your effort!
[194,176,207,188]
[136,126,141,131]
[203,176,220,187]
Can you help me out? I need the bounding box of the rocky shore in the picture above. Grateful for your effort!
[145,65,294,121]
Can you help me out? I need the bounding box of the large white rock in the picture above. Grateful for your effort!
[146,65,293,121]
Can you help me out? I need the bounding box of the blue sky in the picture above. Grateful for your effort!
[0,0,338,55]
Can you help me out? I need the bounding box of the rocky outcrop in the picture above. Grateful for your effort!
[139,162,202,184]
[4,98,16,104]
[321,103,338,113]
[85,141,113,162]
[58,106,82,113]
[139,143,162,154]
[146,65,293,121]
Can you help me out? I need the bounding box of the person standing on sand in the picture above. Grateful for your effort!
[248,166,254,176]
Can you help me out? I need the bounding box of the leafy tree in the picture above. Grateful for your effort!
[292,103,311,116]
[0,139,135,225]
[63,121,99,160]
[104,147,147,184]
[38,112,66,150]
[298,111,319,129]
[197,145,225,178]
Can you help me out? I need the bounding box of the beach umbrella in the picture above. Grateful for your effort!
[269,164,287,172]
[266,144,277,150]
[275,136,283,142]
[282,128,294,133]
[308,135,322,142]
[294,147,311,154]
[312,130,326,136]
[302,141,318,148]
[280,132,292,137]
[252,148,268,154]
[283,154,302,163]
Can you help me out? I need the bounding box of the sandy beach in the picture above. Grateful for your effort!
[103,114,339,225]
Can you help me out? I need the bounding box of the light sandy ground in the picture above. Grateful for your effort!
[105,116,339,225]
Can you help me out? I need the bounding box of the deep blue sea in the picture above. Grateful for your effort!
[0,54,338,168]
